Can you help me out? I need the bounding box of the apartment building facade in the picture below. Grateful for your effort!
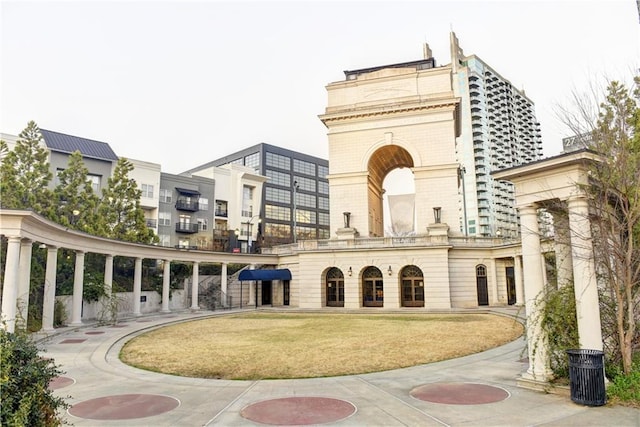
[184,144,330,250]
[450,33,544,237]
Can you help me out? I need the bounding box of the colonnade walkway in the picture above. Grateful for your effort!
[39,308,639,426]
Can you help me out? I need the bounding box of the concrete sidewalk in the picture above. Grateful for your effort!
[39,309,639,426]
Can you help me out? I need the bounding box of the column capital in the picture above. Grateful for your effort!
[518,204,538,216]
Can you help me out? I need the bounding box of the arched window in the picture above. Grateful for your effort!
[363,266,383,307]
[476,264,489,306]
[326,267,344,307]
[401,265,424,307]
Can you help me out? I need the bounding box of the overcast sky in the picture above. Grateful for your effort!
[1,1,638,174]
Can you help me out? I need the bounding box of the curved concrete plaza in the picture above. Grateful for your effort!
[41,308,639,426]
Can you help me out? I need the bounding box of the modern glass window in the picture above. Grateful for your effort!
[318,229,330,239]
[244,152,260,170]
[266,152,291,170]
[296,225,316,240]
[318,197,329,210]
[141,184,154,198]
[158,212,171,226]
[294,176,315,192]
[318,181,329,194]
[266,187,291,204]
[266,204,291,221]
[159,189,172,203]
[318,212,330,226]
[318,165,329,179]
[296,209,316,224]
[265,223,291,238]
[296,193,316,208]
[293,159,315,176]
[266,169,290,187]
[197,218,208,231]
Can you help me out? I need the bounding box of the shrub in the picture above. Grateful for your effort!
[0,328,69,426]
[607,359,640,407]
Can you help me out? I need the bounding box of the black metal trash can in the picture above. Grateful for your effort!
[566,349,606,406]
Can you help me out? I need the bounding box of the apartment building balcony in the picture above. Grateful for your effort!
[212,228,230,239]
[145,218,157,228]
[175,199,199,212]
[175,222,199,233]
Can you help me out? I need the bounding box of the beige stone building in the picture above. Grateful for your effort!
[265,34,529,311]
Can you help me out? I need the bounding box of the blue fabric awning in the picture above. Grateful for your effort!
[238,269,292,281]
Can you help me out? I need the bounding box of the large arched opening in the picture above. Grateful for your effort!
[367,145,415,237]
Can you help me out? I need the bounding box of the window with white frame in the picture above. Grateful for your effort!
[159,189,172,203]
[199,197,209,210]
[197,218,208,231]
[158,212,171,226]
[141,183,154,198]
[242,186,254,217]
[158,234,170,247]
[88,174,101,193]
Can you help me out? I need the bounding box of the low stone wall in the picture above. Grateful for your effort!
[56,290,188,323]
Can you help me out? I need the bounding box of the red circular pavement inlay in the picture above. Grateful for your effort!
[49,376,75,390]
[411,382,509,405]
[241,397,356,425]
[68,394,180,420]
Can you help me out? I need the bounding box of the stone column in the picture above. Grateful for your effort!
[104,255,114,297]
[1,236,22,332]
[17,239,33,329]
[191,261,200,310]
[41,246,58,332]
[488,258,498,305]
[553,210,574,288]
[161,260,171,313]
[519,204,552,381]
[221,263,228,307]
[568,196,603,350]
[248,264,256,307]
[133,257,143,316]
[70,250,85,326]
[514,255,524,306]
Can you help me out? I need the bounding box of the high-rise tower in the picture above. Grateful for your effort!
[451,32,543,237]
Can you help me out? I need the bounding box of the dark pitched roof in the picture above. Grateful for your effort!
[40,129,119,162]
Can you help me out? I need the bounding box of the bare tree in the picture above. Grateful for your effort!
[556,76,640,374]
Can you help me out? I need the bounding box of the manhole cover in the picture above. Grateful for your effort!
[411,382,509,405]
[68,394,179,420]
[241,397,356,425]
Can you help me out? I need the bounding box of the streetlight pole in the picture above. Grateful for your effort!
[459,166,468,236]
[292,180,299,243]
[244,215,261,253]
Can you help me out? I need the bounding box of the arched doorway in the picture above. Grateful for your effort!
[326,267,344,307]
[362,266,384,307]
[401,265,424,307]
[367,145,415,237]
[476,265,489,306]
